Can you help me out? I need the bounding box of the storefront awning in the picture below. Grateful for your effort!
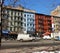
[2,30,10,34]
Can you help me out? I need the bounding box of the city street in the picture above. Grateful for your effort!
[1,39,60,49]
[0,40,60,53]
[0,0,60,53]
[0,46,60,53]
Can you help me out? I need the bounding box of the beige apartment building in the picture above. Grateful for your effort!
[2,6,36,34]
[51,6,60,33]
[51,6,60,17]
[2,6,23,34]
[52,16,60,33]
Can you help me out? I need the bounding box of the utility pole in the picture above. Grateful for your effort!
[0,0,4,47]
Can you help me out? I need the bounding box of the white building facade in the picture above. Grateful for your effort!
[23,12,35,34]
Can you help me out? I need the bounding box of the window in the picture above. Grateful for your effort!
[10,22,12,26]
[8,22,11,26]
[27,15,29,17]
[11,27,13,31]
[21,13,22,16]
[21,18,23,20]
[15,11,16,15]
[33,15,34,18]
[30,15,31,17]
[19,23,21,26]
[10,27,12,31]
[27,19,29,21]
[19,12,21,16]
[24,28,26,31]
[19,28,21,31]
[30,19,32,21]
[32,19,34,22]
[54,25,55,27]
[11,11,13,16]
[13,12,14,16]
[16,12,18,16]
[7,10,9,14]
[31,14,34,18]
[15,22,17,26]
[11,17,13,20]
[24,14,26,17]
[30,24,32,26]
[12,22,14,26]
[18,12,19,16]
[15,27,17,31]
[32,24,34,27]
[24,18,26,22]
[24,24,26,27]
[14,17,16,20]
[27,24,29,26]
[18,17,20,20]
[9,10,11,16]
[14,27,15,31]
[8,27,10,31]
[5,10,7,14]
[16,17,18,20]
[8,17,11,21]
[28,28,30,31]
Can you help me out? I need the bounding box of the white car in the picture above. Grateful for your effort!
[54,36,60,40]
[17,33,41,42]
[17,34,35,41]
[43,36,51,39]
[34,37,41,41]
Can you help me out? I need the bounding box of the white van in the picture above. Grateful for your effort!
[17,34,36,41]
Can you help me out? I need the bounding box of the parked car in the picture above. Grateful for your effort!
[17,33,41,42]
[31,34,41,40]
[43,36,51,40]
[54,36,60,40]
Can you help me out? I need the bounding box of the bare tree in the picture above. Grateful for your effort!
[0,0,20,46]
[3,0,20,7]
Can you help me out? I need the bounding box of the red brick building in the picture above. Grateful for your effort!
[35,13,52,36]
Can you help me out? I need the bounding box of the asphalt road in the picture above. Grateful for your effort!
[1,40,60,49]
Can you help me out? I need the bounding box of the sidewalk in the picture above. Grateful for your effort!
[0,46,60,53]
[1,39,9,41]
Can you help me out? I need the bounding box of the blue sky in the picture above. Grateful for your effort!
[4,0,60,15]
